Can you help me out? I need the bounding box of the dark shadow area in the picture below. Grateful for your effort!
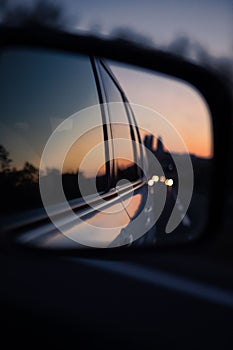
[143,134,213,243]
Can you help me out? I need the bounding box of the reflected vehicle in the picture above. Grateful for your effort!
[0,50,157,249]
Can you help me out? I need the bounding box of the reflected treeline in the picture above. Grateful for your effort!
[0,143,141,215]
[0,138,212,215]
[0,145,40,213]
[0,144,108,214]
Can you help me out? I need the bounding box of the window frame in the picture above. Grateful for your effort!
[94,58,144,189]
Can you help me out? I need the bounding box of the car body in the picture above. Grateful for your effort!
[0,48,157,250]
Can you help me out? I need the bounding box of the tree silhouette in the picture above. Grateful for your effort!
[18,161,39,185]
[0,144,12,172]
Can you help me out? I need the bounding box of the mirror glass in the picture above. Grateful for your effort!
[0,47,213,249]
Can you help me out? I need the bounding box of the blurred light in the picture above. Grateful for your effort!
[148,179,154,187]
[160,176,165,183]
[152,175,159,182]
[165,178,173,187]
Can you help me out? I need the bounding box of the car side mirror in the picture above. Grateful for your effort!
[0,27,232,252]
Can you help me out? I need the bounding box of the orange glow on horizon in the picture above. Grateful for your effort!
[110,63,213,159]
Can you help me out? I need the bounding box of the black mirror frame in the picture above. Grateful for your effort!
[0,26,232,257]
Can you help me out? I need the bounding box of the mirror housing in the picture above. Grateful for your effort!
[0,26,232,254]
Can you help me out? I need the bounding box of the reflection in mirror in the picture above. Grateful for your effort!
[0,47,213,249]
[0,48,106,214]
[109,61,213,244]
